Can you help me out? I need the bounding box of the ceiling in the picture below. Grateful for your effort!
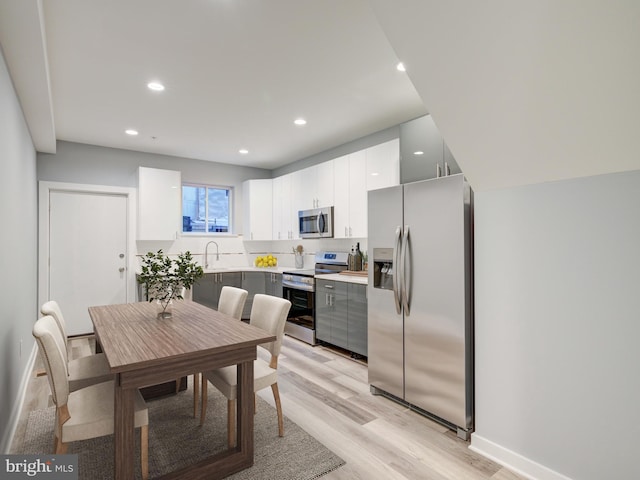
[0,0,426,170]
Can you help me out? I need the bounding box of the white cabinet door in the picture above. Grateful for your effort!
[333,154,350,238]
[243,179,272,240]
[138,167,181,240]
[273,173,295,240]
[316,160,334,208]
[366,138,400,191]
[348,150,367,238]
[292,166,317,212]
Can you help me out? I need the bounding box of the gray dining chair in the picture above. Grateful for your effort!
[40,300,112,391]
[33,315,150,479]
[192,286,248,417]
[200,294,291,447]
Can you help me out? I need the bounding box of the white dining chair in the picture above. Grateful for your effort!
[200,294,291,447]
[33,315,150,480]
[41,300,112,391]
[192,286,248,418]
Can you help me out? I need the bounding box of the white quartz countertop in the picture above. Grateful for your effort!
[199,267,369,285]
[315,273,369,285]
[202,266,288,274]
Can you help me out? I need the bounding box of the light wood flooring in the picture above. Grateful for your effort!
[11,335,525,480]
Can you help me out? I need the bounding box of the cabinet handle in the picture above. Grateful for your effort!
[436,163,442,178]
[345,226,348,237]
[349,226,353,237]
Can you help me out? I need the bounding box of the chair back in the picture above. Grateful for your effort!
[33,315,70,407]
[218,286,248,320]
[41,300,69,358]
[249,294,291,359]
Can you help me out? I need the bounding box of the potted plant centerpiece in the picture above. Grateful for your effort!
[138,250,204,319]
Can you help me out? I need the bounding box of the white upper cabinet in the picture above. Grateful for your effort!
[272,174,295,240]
[366,139,400,191]
[334,151,367,238]
[291,161,335,211]
[242,179,272,240]
[264,139,399,241]
[348,150,367,238]
[292,166,316,212]
[316,160,334,208]
[137,166,181,240]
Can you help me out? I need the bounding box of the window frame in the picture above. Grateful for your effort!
[181,182,234,236]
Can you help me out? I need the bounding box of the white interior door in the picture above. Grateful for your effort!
[49,190,128,335]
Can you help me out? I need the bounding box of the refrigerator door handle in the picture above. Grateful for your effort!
[401,225,411,316]
[393,226,402,314]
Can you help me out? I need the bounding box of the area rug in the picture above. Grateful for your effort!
[21,387,345,479]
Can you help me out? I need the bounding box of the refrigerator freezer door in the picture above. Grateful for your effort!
[367,185,404,399]
[403,174,472,430]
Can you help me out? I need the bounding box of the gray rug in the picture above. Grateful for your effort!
[21,387,344,479]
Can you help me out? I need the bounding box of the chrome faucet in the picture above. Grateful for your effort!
[204,241,219,269]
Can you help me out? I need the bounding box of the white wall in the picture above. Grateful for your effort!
[0,47,38,452]
[472,170,640,479]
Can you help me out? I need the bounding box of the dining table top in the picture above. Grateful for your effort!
[88,300,275,374]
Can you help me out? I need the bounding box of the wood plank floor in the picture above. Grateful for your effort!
[11,335,525,480]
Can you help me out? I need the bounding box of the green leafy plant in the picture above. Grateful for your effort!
[137,250,204,317]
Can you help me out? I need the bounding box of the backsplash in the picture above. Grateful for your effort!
[135,236,367,270]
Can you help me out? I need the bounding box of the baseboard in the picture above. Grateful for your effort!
[1,343,38,454]
[470,434,573,480]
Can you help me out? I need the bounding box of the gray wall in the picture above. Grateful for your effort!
[473,170,640,479]
[38,141,272,232]
[0,48,38,453]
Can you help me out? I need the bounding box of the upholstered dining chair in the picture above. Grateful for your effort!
[41,300,112,392]
[33,315,150,480]
[200,294,291,448]
[192,286,249,417]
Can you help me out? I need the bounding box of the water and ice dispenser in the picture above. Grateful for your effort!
[373,248,394,290]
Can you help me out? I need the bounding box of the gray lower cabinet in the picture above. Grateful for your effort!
[192,272,241,310]
[316,279,367,356]
[347,283,367,356]
[266,272,283,298]
[241,271,267,318]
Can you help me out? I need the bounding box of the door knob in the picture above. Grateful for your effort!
[119,267,125,272]
[119,253,125,258]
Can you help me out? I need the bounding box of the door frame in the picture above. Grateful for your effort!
[38,181,137,318]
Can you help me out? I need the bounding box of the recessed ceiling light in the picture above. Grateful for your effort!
[294,118,307,126]
[239,149,249,154]
[147,82,165,91]
[370,172,380,176]
[413,151,424,155]
[125,129,139,136]
[396,62,406,72]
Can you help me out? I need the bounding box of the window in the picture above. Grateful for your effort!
[182,184,233,234]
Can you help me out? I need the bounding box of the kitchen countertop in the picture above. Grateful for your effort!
[315,272,368,285]
[200,267,369,285]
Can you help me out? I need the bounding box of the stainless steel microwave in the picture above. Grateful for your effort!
[298,206,334,238]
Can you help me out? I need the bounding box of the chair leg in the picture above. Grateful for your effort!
[199,375,208,426]
[227,399,236,448]
[54,435,68,454]
[140,425,149,480]
[193,373,200,418]
[271,383,284,437]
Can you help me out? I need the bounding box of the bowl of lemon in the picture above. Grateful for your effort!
[254,254,277,268]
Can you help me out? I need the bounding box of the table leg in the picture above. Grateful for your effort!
[114,374,136,480]
[236,359,254,461]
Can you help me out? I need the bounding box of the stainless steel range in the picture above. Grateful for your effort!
[283,251,349,345]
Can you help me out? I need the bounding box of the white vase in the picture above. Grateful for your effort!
[295,253,304,269]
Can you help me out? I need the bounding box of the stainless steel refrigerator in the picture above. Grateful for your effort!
[367,174,474,439]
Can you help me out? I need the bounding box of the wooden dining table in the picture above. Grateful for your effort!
[88,300,275,480]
